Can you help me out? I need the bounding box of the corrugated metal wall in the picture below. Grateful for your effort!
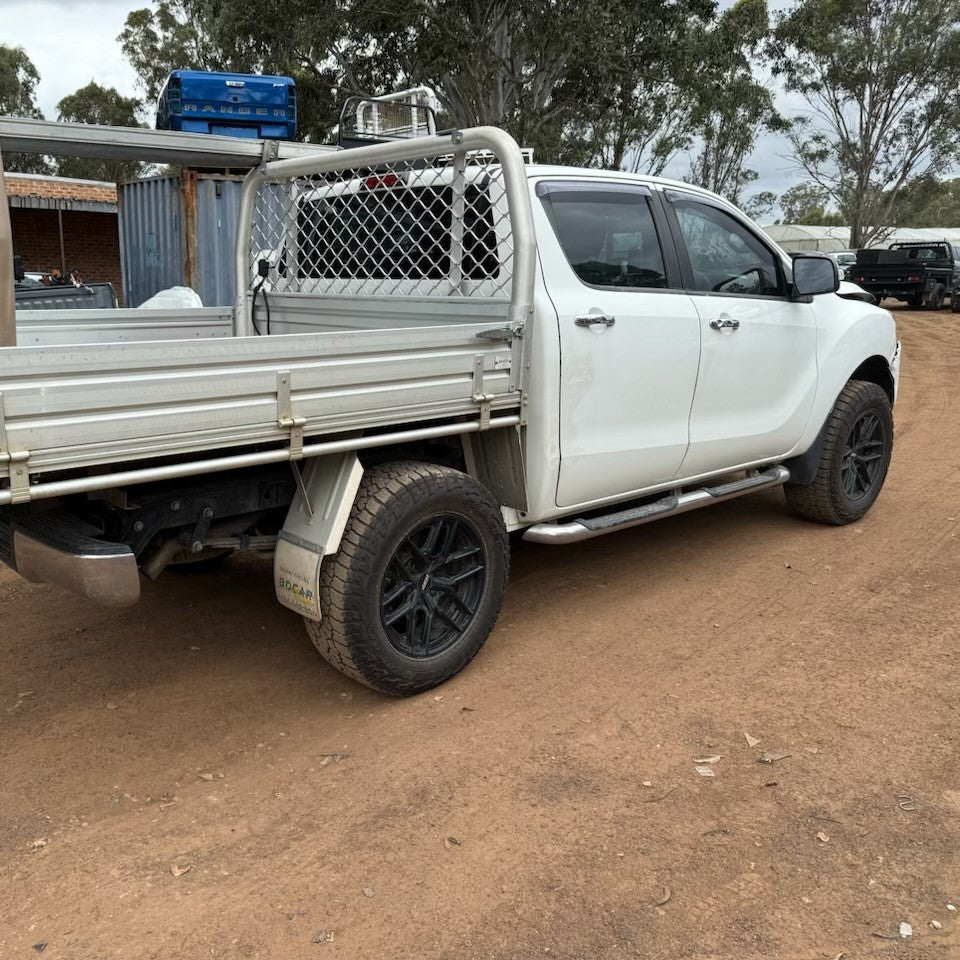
[119,175,185,307]
[194,176,245,308]
[119,172,249,308]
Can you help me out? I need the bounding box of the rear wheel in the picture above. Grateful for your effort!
[784,380,893,525]
[908,292,924,308]
[306,461,509,696]
[928,283,946,309]
[952,292,960,313]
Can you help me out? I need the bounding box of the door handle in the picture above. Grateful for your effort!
[575,314,616,328]
[708,317,740,332]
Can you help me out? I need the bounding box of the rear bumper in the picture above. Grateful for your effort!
[850,279,925,300]
[0,512,140,607]
[858,286,920,300]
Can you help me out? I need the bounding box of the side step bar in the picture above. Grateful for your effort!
[522,466,790,545]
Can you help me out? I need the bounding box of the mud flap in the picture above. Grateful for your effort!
[273,453,363,621]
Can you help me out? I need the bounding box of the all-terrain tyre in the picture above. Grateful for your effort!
[305,461,509,696]
[952,292,960,313]
[784,380,893,525]
[908,293,924,308]
[927,283,946,310]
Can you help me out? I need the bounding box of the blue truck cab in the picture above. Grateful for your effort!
[156,70,297,140]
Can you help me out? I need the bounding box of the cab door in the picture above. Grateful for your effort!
[662,190,818,477]
[534,180,702,508]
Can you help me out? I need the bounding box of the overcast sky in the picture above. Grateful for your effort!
[3,0,141,116]
[3,0,803,205]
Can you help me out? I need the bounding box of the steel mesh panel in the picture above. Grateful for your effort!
[249,154,514,300]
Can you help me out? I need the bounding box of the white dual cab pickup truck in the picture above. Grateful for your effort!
[0,125,900,695]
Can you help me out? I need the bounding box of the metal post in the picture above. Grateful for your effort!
[181,169,198,292]
[0,147,15,347]
[56,206,66,276]
[449,149,466,295]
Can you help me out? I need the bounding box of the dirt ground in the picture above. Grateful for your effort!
[1,305,958,960]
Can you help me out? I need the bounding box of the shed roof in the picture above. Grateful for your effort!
[3,172,117,214]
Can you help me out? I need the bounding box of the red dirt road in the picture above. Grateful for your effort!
[1,306,958,960]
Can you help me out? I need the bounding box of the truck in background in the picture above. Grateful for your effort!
[850,240,960,310]
[13,256,116,311]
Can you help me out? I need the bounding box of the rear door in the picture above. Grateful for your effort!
[662,190,818,477]
[534,180,702,508]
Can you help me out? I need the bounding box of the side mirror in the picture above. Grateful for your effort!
[792,254,839,298]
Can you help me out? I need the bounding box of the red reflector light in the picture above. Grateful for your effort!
[908,275,921,282]
[852,275,863,281]
[363,173,400,189]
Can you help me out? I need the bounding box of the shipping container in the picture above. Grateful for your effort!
[119,170,259,308]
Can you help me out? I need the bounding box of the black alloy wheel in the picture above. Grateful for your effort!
[840,411,886,503]
[784,379,893,525]
[380,514,486,658]
[305,461,509,695]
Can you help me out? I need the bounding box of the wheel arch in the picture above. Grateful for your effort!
[849,354,895,405]
[360,428,526,513]
[785,361,893,485]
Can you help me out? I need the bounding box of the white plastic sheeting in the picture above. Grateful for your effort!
[762,223,960,252]
[137,286,204,310]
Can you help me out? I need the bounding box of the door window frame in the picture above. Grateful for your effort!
[535,179,685,293]
[661,188,791,301]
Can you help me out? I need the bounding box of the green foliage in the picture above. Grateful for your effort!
[0,44,52,174]
[888,175,960,227]
[55,83,146,182]
[382,0,597,163]
[0,44,42,118]
[686,0,786,208]
[117,0,734,168]
[556,0,716,170]
[771,0,960,246]
[9,0,959,225]
[741,190,778,222]
[118,2,235,107]
[118,0,341,142]
[779,181,846,225]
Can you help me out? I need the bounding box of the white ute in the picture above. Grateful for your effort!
[0,112,900,695]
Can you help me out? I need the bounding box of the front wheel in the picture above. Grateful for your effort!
[306,461,509,696]
[784,380,893,525]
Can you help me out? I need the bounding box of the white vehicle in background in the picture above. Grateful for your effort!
[829,249,858,279]
[0,101,900,695]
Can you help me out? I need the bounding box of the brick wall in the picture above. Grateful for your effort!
[11,209,123,304]
[5,175,117,204]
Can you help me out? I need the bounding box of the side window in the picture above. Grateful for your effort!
[540,187,668,289]
[672,200,782,297]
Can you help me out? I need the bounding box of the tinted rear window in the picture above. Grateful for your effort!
[540,188,667,289]
[297,184,499,280]
[892,244,949,260]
